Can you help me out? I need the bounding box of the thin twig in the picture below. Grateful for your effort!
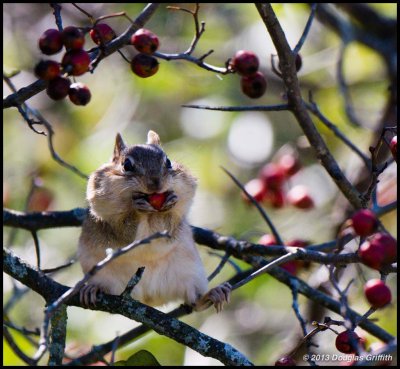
[337,41,362,127]
[328,265,360,354]
[41,257,76,274]
[293,4,318,54]
[71,3,94,22]
[154,51,232,74]
[306,93,371,170]
[363,128,392,207]
[3,73,88,179]
[25,106,88,179]
[110,334,120,365]
[167,4,205,56]
[289,279,316,366]
[207,251,231,281]
[31,231,41,270]
[121,267,145,299]
[3,73,46,135]
[221,166,284,245]
[181,102,289,111]
[50,3,63,31]
[3,326,37,366]
[231,251,302,290]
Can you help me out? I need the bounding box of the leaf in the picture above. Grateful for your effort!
[114,350,161,366]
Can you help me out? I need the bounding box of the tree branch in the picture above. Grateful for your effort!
[255,3,364,210]
[3,248,253,366]
[3,208,396,273]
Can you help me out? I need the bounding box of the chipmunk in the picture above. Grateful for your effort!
[78,131,231,312]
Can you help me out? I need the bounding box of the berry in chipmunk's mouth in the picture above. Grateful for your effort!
[148,192,167,211]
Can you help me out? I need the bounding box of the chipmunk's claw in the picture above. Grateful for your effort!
[194,282,232,313]
[79,284,101,307]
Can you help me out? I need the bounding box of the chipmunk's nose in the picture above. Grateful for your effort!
[147,177,161,192]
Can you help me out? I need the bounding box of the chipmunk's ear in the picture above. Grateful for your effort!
[147,130,161,146]
[113,133,127,162]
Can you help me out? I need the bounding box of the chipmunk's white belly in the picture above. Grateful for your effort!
[90,225,209,306]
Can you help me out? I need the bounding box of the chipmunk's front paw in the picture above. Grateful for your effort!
[194,282,232,313]
[79,284,103,307]
[160,191,178,211]
[133,194,157,213]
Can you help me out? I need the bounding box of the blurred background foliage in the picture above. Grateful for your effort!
[3,3,397,366]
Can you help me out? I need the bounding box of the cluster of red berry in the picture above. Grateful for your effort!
[350,209,395,309]
[243,153,314,210]
[34,25,162,104]
[130,28,160,77]
[35,25,99,105]
[272,136,396,365]
[229,50,267,99]
[228,50,302,99]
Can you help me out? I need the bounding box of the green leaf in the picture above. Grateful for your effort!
[114,350,161,366]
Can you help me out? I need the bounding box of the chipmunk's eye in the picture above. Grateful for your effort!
[123,158,134,172]
[165,157,172,169]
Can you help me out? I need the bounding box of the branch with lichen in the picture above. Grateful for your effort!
[3,248,253,366]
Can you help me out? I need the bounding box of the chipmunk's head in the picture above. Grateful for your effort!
[112,131,171,193]
[87,131,197,221]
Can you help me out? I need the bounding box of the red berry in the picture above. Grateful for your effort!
[259,163,285,190]
[370,233,397,264]
[390,135,397,162]
[68,82,91,106]
[364,279,391,308]
[351,209,379,237]
[241,72,267,98]
[358,239,387,270]
[287,185,314,209]
[278,154,301,177]
[295,53,302,71]
[258,234,277,246]
[275,356,296,366]
[286,239,308,248]
[148,192,166,211]
[359,233,397,270]
[242,178,267,203]
[34,60,60,81]
[231,50,260,76]
[46,76,71,100]
[61,26,85,50]
[62,49,91,76]
[131,28,159,54]
[131,53,159,78]
[264,188,285,208]
[38,29,63,55]
[90,23,116,45]
[335,331,360,354]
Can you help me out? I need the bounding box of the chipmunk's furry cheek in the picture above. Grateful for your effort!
[88,169,139,220]
[170,169,197,217]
